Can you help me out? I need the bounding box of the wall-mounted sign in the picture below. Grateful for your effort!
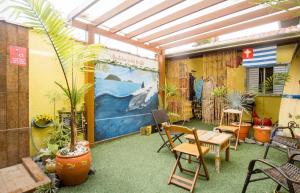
[10,46,27,66]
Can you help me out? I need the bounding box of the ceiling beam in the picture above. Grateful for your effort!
[140,0,256,43]
[110,0,184,33]
[71,19,160,53]
[126,0,225,38]
[161,8,300,49]
[151,5,295,46]
[92,0,142,26]
[68,0,99,21]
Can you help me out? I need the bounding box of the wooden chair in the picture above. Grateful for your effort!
[151,109,183,153]
[165,125,209,193]
[214,108,243,151]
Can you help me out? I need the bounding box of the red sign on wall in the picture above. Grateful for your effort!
[10,46,27,66]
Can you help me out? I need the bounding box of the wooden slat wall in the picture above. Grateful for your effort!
[0,21,29,169]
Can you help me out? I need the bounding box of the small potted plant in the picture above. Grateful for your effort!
[32,114,53,128]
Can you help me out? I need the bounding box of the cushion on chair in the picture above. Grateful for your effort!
[215,125,239,133]
[263,163,300,193]
[173,143,209,157]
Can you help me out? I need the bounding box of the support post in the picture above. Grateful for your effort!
[157,49,166,108]
[85,26,95,146]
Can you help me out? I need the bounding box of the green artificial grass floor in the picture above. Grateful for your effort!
[59,119,289,193]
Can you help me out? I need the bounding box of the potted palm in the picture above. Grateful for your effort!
[226,91,256,140]
[4,0,101,186]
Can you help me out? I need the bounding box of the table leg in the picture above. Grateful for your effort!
[225,144,230,162]
[215,148,221,173]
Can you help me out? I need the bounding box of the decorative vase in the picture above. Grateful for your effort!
[56,149,91,186]
[231,122,252,140]
[253,125,272,143]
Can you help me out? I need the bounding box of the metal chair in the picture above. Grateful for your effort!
[165,125,209,193]
[214,108,243,151]
[242,150,300,193]
[264,121,300,159]
[151,109,183,153]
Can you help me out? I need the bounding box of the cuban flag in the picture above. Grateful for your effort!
[242,45,277,68]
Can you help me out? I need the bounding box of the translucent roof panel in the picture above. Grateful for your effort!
[49,0,86,19]
[218,22,280,41]
[136,0,246,39]
[101,0,163,28]
[165,21,281,53]
[95,34,156,59]
[121,0,202,34]
[148,4,266,44]
[79,0,125,21]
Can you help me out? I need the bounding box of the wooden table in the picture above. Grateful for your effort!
[185,130,232,173]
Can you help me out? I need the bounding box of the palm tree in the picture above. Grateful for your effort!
[2,0,101,151]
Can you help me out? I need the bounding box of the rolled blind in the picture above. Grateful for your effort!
[246,68,259,92]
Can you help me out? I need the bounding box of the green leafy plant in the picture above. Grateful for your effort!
[263,72,290,93]
[34,182,58,193]
[2,0,101,151]
[225,91,256,114]
[46,124,71,149]
[158,83,177,110]
[158,84,181,121]
[211,86,227,97]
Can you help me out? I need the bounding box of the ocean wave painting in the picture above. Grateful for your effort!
[94,65,158,142]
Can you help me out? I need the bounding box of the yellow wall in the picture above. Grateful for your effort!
[254,96,281,123]
[29,31,84,155]
[279,47,300,135]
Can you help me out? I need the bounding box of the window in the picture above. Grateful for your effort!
[246,65,289,95]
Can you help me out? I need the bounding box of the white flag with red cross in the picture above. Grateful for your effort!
[242,45,277,68]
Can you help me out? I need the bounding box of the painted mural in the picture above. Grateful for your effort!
[94,64,158,142]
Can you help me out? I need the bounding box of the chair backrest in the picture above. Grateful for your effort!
[164,125,204,157]
[220,108,243,128]
[152,109,170,130]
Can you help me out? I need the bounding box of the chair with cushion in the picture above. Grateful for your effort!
[151,109,183,153]
[242,150,300,193]
[214,108,243,151]
[165,125,209,193]
[264,121,300,159]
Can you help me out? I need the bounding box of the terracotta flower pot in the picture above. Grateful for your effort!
[56,149,91,186]
[253,125,272,143]
[231,122,252,140]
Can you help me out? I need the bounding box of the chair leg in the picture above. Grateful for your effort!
[157,141,170,153]
[168,153,182,184]
[234,132,239,151]
[263,144,270,159]
[242,170,252,193]
[190,163,200,193]
[287,180,295,193]
[199,157,209,180]
[242,160,257,193]
[275,184,281,193]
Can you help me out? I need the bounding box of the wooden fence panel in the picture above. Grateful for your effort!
[0,21,29,168]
